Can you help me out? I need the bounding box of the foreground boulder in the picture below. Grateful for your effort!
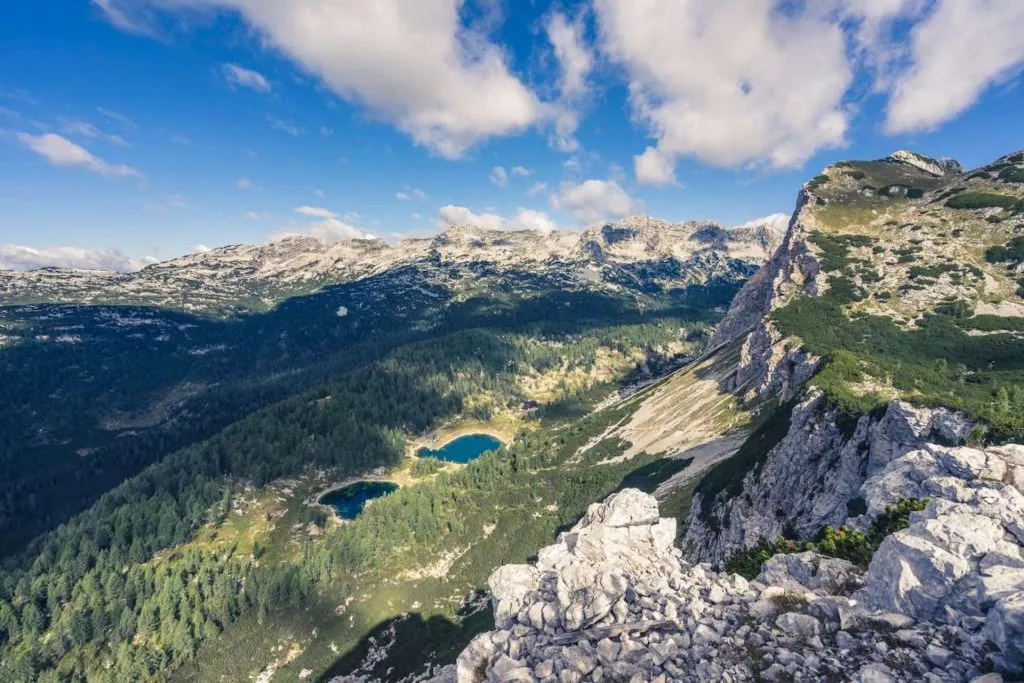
[431,489,1005,682]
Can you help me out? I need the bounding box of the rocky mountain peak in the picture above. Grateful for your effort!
[887,150,964,177]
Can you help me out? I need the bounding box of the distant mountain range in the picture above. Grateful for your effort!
[0,216,787,315]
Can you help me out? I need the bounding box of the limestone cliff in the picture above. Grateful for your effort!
[430,490,1013,682]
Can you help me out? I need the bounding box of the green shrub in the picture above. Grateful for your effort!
[909,263,959,279]
[724,537,803,579]
[946,192,1018,210]
[808,174,830,190]
[725,498,930,578]
[985,237,1024,264]
[998,167,1024,183]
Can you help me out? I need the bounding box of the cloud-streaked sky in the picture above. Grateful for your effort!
[1,0,1022,270]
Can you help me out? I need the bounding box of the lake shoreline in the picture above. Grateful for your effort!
[310,475,400,520]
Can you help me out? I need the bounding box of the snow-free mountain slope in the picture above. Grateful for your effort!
[0,217,785,315]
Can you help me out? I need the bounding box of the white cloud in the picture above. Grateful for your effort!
[314,188,325,197]
[146,194,189,212]
[0,244,145,272]
[546,12,592,98]
[295,205,336,219]
[193,244,212,253]
[17,132,141,177]
[734,212,789,233]
[437,205,558,232]
[550,179,642,226]
[883,0,1024,133]
[594,0,851,173]
[223,63,272,92]
[268,116,303,136]
[489,165,509,187]
[411,212,422,219]
[236,177,257,189]
[96,106,138,130]
[510,208,558,233]
[526,181,548,196]
[545,11,593,152]
[511,165,532,177]
[274,206,372,243]
[397,188,426,200]
[245,211,269,220]
[60,119,130,146]
[439,204,503,231]
[634,146,677,186]
[90,0,158,37]
[95,0,543,158]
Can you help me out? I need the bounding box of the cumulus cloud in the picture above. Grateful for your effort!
[594,0,1024,180]
[17,132,141,177]
[489,165,509,187]
[734,212,790,233]
[94,0,543,158]
[0,244,146,272]
[550,179,642,226]
[275,206,372,243]
[545,10,593,153]
[594,0,852,175]
[511,166,532,177]
[222,63,272,92]
[883,0,1024,133]
[634,146,677,186]
[546,12,592,98]
[437,205,558,232]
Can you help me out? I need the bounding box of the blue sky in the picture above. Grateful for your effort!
[1,0,1022,270]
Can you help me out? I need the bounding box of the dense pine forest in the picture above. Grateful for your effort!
[0,270,734,680]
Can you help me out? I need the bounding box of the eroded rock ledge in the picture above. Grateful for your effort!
[430,488,1019,682]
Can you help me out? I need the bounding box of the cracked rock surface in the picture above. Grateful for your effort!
[430,489,1016,682]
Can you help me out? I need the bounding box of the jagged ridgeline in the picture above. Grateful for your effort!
[0,217,779,680]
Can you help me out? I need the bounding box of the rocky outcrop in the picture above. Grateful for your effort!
[705,194,818,355]
[859,443,1024,673]
[704,192,824,406]
[685,398,975,565]
[887,150,964,177]
[433,489,1007,682]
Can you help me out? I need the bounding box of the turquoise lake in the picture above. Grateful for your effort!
[417,433,503,464]
[319,481,398,519]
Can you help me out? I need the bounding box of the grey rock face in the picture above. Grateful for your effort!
[434,489,1000,683]
[685,398,977,565]
[857,444,1024,673]
[757,552,861,595]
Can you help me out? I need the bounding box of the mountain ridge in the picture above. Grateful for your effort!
[0,216,785,315]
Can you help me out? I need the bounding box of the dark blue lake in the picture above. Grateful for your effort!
[319,481,398,519]
[417,433,503,464]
